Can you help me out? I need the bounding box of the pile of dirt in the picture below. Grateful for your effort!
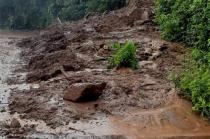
[18,26,85,82]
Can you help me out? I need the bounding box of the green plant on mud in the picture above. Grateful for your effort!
[108,42,138,69]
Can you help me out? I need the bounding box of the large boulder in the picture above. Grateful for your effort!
[63,82,106,102]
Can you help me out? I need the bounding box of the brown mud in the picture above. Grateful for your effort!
[0,30,38,138]
[1,0,210,138]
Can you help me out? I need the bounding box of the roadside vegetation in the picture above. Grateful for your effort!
[108,42,138,69]
[0,0,126,29]
[155,0,210,120]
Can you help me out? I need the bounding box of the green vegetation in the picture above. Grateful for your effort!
[108,42,138,69]
[0,0,126,29]
[155,0,209,51]
[171,49,210,118]
[156,0,210,120]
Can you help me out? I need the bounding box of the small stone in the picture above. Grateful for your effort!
[30,124,36,129]
[141,10,150,20]
[150,51,162,60]
[158,44,168,51]
[144,47,152,54]
[0,107,6,113]
[50,106,58,111]
[103,45,109,50]
[89,112,95,115]
[10,118,21,128]
[74,115,80,121]
[94,104,99,108]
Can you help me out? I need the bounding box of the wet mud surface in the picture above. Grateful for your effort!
[1,0,210,139]
[0,30,37,138]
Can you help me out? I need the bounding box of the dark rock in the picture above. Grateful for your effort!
[150,51,162,60]
[50,106,58,111]
[64,82,106,102]
[158,44,168,51]
[0,107,6,113]
[10,118,21,128]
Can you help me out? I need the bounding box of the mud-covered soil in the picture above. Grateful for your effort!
[0,30,38,138]
[2,0,210,139]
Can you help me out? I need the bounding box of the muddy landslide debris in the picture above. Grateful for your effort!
[10,0,181,126]
[18,26,85,83]
[7,0,206,138]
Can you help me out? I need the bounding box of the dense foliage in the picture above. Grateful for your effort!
[108,42,138,69]
[171,49,210,118]
[156,0,210,120]
[155,0,210,51]
[0,0,126,29]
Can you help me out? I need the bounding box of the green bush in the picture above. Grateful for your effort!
[173,50,210,119]
[156,0,210,120]
[155,0,210,51]
[108,42,138,69]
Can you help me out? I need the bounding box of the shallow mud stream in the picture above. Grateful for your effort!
[0,29,210,139]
